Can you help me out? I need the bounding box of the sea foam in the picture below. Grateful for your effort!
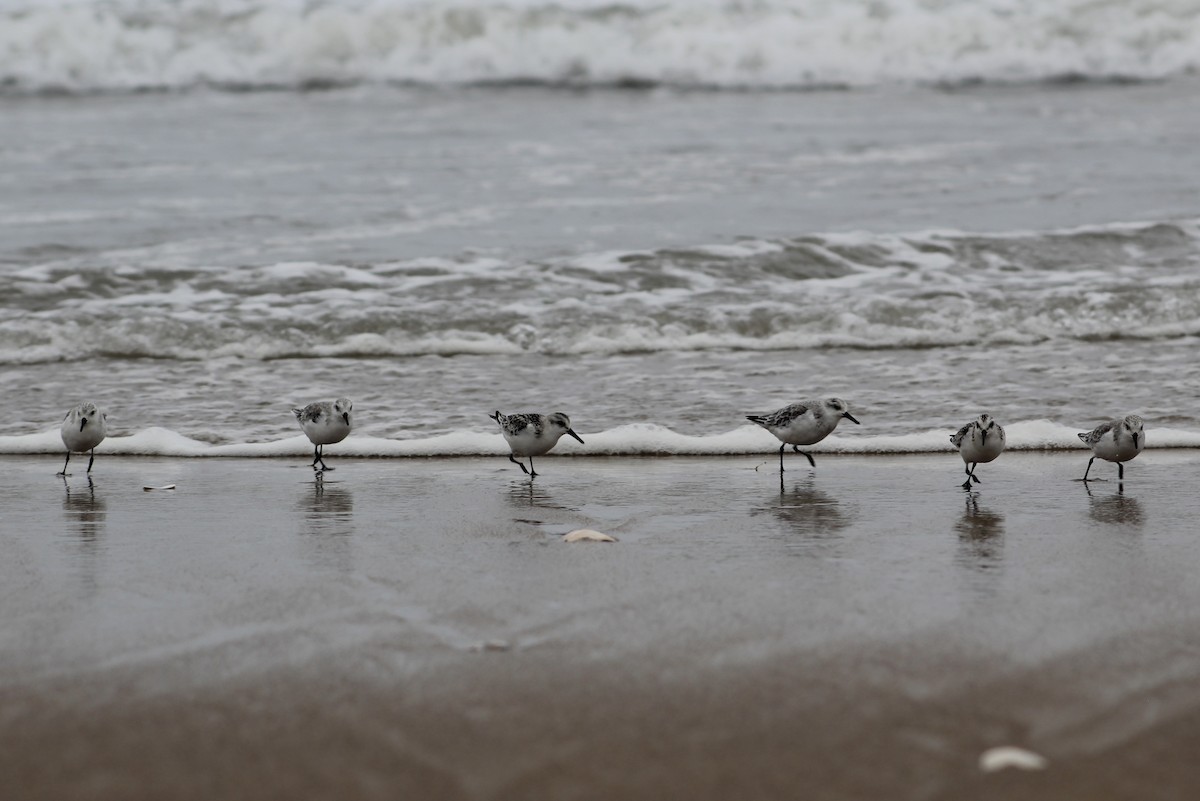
[4,218,1200,364]
[4,421,1199,458]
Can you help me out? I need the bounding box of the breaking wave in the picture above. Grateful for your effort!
[3,0,1200,94]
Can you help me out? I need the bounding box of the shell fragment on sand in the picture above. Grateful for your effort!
[563,529,617,543]
[979,746,1048,772]
[142,484,177,491]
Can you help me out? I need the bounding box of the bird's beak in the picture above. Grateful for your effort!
[1133,432,1139,449]
[80,418,88,431]
[843,412,861,425]
[980,429,987,446]
[567,428,585,445]
[342,413,350,425]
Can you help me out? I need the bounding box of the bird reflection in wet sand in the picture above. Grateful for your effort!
[503,480,592,541]
[752,476,851,554]
[955,492,1005,569]
[302,480,354,534]
[61,476,107,591]
[1086,483,1145,527]
[298,481,355,572]
[62,476,106,540]
[504,479,570,514]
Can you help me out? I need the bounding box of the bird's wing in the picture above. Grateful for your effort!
[950,422,971,447]
[766,403,808,427]
[1084,420,1115,443]
[296,403,324,423]
[503,414,539,435]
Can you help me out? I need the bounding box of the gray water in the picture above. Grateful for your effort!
[3,81,1200,448]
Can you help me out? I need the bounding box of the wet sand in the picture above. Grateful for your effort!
[3,452,1200,800]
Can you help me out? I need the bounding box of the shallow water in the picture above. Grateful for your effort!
[2,0,1200,453]
[5,453,1198,680]
[3,80,1200,452]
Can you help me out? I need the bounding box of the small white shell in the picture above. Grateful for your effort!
[979,746,1048,772]
[563,529,617,543]
[142,484,177,491]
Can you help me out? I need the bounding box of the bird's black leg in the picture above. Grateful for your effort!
[508,454,530,475]
[793,446,816,469]
[316,444,333,472]
[970,463,981,484]
[86,448,96,474]
[961,464,972,490]
[57,451,71,477]
[1118,462,1124,481]
[311,445,321,470]
[1082,456,1095,482]
[779,444,786,473]
[528,457,538,478]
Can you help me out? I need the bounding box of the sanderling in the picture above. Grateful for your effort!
[293,398,353,472]
[950,413,1006,489]
[489,410,584,477]
[747,397,860,472]
[58,402,107,476]
[1078,414,1144,481]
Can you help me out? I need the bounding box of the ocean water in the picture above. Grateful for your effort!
[3,0,1200,457]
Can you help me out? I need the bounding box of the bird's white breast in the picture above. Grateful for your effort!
[773,411,837,446]
[504,426,563,457]
[301,413,352,446]
[61,415,106,452]
[1091,430,1141,462]
[959,428,1005,464]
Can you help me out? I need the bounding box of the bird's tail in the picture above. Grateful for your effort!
[746,415,767,426]
[489,410,502,423]
[1077,432,1089,443]
[292,408,304,420]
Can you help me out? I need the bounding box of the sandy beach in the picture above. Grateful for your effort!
[3,451,1200,800]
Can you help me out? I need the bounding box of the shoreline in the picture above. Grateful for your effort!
[4,453,1199,799]
[7,441,1200,460]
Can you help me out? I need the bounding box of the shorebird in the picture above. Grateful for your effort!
[489,410,584,477]
[1079,414,1144,481]
[293,398,353,472]
[58,402,107,476]
[747,397,860,472]
[950,413,1006,489]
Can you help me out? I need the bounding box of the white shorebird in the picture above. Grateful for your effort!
[489,410,584,477]
[58,402,107,476]
[747,397,860,472]
[293,398,353,472]
[1078,414,1144,481]
[950,413,1006,489]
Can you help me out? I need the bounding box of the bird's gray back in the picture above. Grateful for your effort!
[760,402,811,428]
[294,402,330,424]
[500,413,545,437]
[1079,420,1115,445]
